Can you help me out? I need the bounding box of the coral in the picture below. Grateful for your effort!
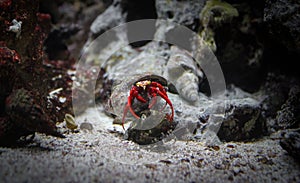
[5,88,63,138]
[200,0,239,28]
[0,0,79,145]
[199,0,239,52]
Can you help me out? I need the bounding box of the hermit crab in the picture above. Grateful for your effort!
[121,79,174,130]
[107,74,177,135]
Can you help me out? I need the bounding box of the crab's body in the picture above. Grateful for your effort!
[122,80,174,129]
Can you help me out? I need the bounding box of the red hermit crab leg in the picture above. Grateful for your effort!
[121,104,129,130]
[148,81,168,109]
[122,98,141,130]
[127,86,147,119]
[148,94,167,111]
[148,94,158,109]
[151,87,174,122]
[128,94,148,119]
[122,87,148,130]
[127,96,140,119]
[157,90,174,121]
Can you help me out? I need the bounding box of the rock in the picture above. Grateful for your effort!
[260,74,291,120]
[90,0,124,37]
[199,0,239,52]
[5,89,64,138]
[83,0,298,146]
[276,86,300,129]
[264,0,300,53]
[211,0,265,92]
[125,111,177,145]
[155,0,203,31]
[44,24,81,60]
[80,122,94,132]
[121,0,157,47]
[261,74,300,132]
[0,116,32,146]
[217,97,265,142]
[280,128,300,160]
[0,1,71,145]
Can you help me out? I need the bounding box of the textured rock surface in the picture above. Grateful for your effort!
[280,128,300,160]
[0,1,66,144]
[213,0,264,92]
[217,97,264,142]
[264,0,300,53]
[276,86,300,129]
[261,74,300,133]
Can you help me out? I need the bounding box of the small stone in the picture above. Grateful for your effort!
[181,158,190,163]
[80,122,94,131]
[209,145,220,151]
[233,167,240,175]
[257,156,273,165]
[267,151,276,158]
[227,144,235,148]
[145,164,157,170]
[248,163,256,171]
[214,163,223,170]
[159,160,172,164]
[194,158,204,168]
[229,153,241,159]
[228,174,234,181]
[217,97,264,142]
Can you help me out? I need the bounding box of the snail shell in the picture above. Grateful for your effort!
[165,46,203,102]
[64,113,78,130]
[175,71,199,102]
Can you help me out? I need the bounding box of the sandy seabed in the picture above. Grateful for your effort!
[0,107,299,183]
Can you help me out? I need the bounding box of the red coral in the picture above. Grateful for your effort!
[0,0,12,10]
[0,0,70,145]
[0,47,21,65]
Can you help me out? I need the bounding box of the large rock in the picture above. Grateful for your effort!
[217,97,265,142]
[261,74,300,133]
[280,128,300,160]
[264,0,300,53]
[276,86,300,129]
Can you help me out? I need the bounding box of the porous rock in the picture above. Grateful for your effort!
[264,0,300,53]
[280,128,300,160]
[217,97,265,142]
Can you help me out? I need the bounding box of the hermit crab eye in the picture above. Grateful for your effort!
[135,80,151,88]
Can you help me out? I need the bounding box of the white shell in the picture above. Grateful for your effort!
[175,71,199,102]
[165,46,203,102]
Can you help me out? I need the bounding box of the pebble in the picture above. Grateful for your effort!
[233,167,240,175]
[80,122,94,131]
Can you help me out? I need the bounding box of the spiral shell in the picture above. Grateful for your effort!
[175,71,199,102]
[165,46,203,102]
